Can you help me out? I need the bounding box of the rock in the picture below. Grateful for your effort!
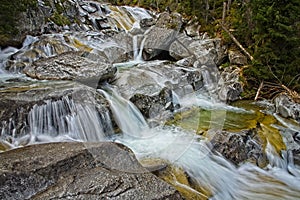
[6,34,76,72]
[143,12,183,60]
[274,94,300,122]
[0,81,113,143]
[211,129,267,167]
[176,56,196,67]
[184,22,201,38]
[0,1,153,47]
[24,51,116,82]
[228,49,248,66]
[279,128,300,166]
[189,38,226,66]
[218,67,243,102]
[113,61,203,118]
[140,18,156,29]
[130,88,175,119]
[169,34,194,60]
[0,142,183,200]
[0,1,45,47]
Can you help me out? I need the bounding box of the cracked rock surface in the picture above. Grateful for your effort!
[0,142,182,200]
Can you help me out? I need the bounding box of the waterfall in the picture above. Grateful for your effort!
[133,35,139,60]
[99,86,149,138]
[1,96,113,147]
[0,47,19,74]
[132,35,146,62]
[123,6,152,21]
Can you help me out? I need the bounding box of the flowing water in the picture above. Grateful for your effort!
[1,4,300,200]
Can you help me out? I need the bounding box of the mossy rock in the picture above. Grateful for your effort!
[0,0,38,47]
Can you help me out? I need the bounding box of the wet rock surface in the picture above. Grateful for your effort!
[218,67,243,102]
[143,12,183,60]
[0,81,111,140]
[0,142,183,200]
[211,129,267,167]
[274,94,300,122]
[113,61,203,118]
[24,51,116,82]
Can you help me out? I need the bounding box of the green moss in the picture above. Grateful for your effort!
[50,11,70,26]
[0,0,38,46]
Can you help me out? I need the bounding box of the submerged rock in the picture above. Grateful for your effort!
[211,129,267,167]
[0,142,183,200]
[24,51,116,82]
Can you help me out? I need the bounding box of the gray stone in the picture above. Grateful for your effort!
[189,38,226,66]
[218,67,243,102]
[113,61,203,118]
[211,129,267,167]
[184,21,201,38]
[24,51,117,82]
[228,50,248,66]
[169,34,194,60]
[274,94,300,122]
[143,12,183,60]
[0,142,183,200]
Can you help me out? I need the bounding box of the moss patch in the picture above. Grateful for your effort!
[0,0,37,46]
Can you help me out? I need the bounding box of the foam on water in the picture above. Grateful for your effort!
[114,126,300,199]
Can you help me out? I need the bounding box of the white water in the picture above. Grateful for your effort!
[1,96,113,147]
[99,86,149,138]
[0,3,299,198]
[0,47,19,74]
[97,90,300,199]
[115,125,300,199]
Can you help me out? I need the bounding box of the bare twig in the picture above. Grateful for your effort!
[254,81,264,101]
[222,2,227,25]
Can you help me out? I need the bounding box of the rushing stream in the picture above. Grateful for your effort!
[1,2,300,200]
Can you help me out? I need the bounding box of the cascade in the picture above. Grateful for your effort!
[132,34,146,62]
[132,35,139,60]
[123,6,152,21]
[113,34,146,68]
[116,126,300,199]
[99,86,149,138]
[1,96,113,147]
[1,3,300,199]
[0,47,19,74]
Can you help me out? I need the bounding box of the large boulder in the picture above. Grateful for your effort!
[169,34,194,60]
[0,142,183,200]
[24,51,117,82]
[0,0,45,47]
[189,38,226,66]
[143,12,183,60]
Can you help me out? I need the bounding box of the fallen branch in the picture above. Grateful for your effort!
[281,84,300,103]
[220,24,254,61]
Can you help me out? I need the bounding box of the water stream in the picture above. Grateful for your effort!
[1,3,300,200]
